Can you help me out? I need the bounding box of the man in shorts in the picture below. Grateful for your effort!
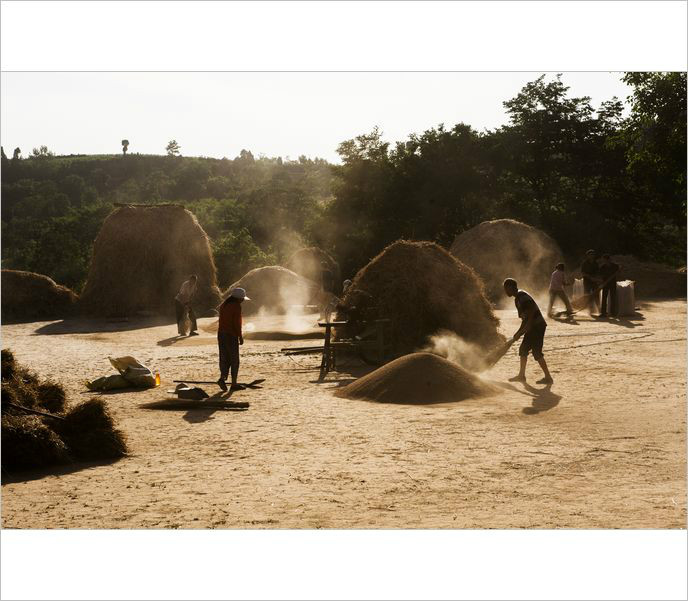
[503,278,553,385]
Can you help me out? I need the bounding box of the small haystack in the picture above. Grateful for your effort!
[225,266,319,315]
[79,204,221,317]
[609,255,686,298]
[339,240,503,356]
[1,269,77,322]
[450,219,563,301]
[285,247,341,290]
[336,352,494,404]
[1,349,127,472]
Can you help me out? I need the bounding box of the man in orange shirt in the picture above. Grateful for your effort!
[217,287,250,391]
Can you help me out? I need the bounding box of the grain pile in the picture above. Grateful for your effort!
[336,352,494,404]
[1,349,127,472]
[78,204,221,317]
[610,255,686,298]
[339,240,503,356]
[225,266,319,315]
[285,247,341,291]
[1,269,77,322]
[450,219,562,301]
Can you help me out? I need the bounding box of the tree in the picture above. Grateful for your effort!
[166,140,181,156]
[1,147,7,161]
[12,147,21,160]
[31,145,54,158]
[121,139,129,155]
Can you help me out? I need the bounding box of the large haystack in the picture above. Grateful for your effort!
[225,266,319,315]
[1,269,77,322]
[609,255,686,298]
[1,349,127,472]
[339,240,503,356]
[450,219,563,301]
[285,247,341,290]
[336,352,494,404]
[79,205,221,317]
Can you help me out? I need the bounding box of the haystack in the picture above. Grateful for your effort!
[609,255,686,298]
[225,266,319,315]
[336,352,494,404]
[450,219,563,301]
[79,205,221,317]
[285,247,341,290]
[1,349,127,472]
[1,269,77,322]
[339,240,503,356]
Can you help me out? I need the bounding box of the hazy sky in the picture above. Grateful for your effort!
[1,72,631,163]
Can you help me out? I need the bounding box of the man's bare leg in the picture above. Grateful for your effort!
[509,356,527,382]
[536,357,553,384]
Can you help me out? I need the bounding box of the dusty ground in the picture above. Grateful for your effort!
[1,300,685,528]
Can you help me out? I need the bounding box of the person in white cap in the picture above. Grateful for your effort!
[217,287,250,391]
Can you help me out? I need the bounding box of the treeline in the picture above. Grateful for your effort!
[1,151,334,289]
[1,72,685,291]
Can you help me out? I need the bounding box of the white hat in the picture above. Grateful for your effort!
[230,287,250,300]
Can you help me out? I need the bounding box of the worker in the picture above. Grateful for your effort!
[547,262,574,318]
[319,261,336,321]
[342,279,352,295]
[598,254,621,318]
[217,287,250,392]
[503,278,553,385]
[580,249,601,316]
[175,274,198,336]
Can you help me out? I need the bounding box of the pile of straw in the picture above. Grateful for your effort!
[285,247,341,290]
[450,219,562,301]
[79,204,221,317]
[339,240,503,356]
[1,269,77,322]
[1,349,127,472]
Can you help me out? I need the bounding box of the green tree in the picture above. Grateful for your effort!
[166,140,181,156]
[121,139,129,155]
[31,145,54,158]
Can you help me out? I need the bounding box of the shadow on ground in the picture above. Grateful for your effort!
[34,316,172,335]
[521,382,562,415]
[1,457,124,485]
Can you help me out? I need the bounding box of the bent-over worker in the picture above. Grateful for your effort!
[503,278,553,385]
[217,287,250,392]
[175,274,198,336]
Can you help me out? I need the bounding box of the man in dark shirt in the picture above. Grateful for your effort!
[580,249,601,315]
[598,254,621,317]
[503,278,553,385]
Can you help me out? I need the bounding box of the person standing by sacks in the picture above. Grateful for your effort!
[547,262,574,318]
[598,254,621,318]
[175,274,198,336]
[580,250,601,316]
[217,287,249,392]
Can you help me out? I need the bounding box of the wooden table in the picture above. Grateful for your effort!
[317,319,391,379]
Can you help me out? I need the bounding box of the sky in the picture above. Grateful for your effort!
[1,72,631,163]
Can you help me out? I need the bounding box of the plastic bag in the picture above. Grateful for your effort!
[87,356,157,391]
[616,280,635,316]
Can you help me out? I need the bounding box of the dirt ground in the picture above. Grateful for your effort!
[1,300,685,529]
